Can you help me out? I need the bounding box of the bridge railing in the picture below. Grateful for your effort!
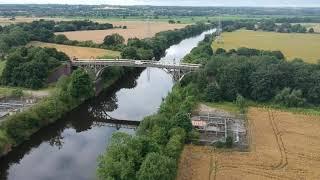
[72,59,201,68]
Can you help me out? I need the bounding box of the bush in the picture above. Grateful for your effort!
[103,33,125,47]
[215,141,224,148]
[137,153,176,180]
[236,94,247,114]
[10,89,24,98]
[275,88,306,107]
[225,136,233,148]
[205,83,222,102]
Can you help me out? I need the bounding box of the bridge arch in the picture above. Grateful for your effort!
[71,59,201,81]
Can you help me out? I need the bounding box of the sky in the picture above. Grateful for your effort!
[0,0,319,7]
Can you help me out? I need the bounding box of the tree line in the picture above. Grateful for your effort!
[0,69,94,155]
[0,20,113,56]
[2,5,320,18]
[221,19,315,34]
[97,84,197,180]
[184,35,320,108]
[1,47,69,89]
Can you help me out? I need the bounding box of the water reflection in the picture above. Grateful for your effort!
[0,29,216,180]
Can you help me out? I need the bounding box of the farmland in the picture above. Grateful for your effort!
[177,107,320,180]
[213,30,320,63]
[55,21,187,43]
[29,41,120,59]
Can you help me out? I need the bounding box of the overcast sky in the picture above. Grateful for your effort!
[0,0,319,7]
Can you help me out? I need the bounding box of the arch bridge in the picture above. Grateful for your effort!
[71,59,201,81]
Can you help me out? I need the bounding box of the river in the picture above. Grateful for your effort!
[0,29,215,180]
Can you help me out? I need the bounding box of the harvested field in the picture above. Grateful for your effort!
[28,41,120,59]
[177,107,320,180]
[55,21,187,43]
[214,30,320,63]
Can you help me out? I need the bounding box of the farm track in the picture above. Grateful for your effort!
[267,109,288,170]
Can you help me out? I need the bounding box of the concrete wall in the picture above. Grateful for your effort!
[47,62,72,84]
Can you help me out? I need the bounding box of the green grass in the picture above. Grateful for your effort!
[214,30,320,63]
[0,60,6,75]
[0,87,18,98]
[204,101,240,114]
[204,101,320,116]
[250,101,320,116]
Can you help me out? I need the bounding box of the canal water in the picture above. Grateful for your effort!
[0,29,215,180]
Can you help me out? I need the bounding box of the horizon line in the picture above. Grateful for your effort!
[0,3,320,8]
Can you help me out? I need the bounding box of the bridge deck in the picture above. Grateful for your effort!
[72,59,201,71]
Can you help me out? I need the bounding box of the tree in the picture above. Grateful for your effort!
[54,34,68,44]
[236,94,247,114]
[172,112,192,133]
[275,88,306,107]
[205,83,222,102]
[309,28,315,33]
[168,20,176,24]
[137,153,176,180]
[121,47,139,59]
[68,69,94,100]
[10,89,24,98]
[215,48,226,55]
[103,33,125,46]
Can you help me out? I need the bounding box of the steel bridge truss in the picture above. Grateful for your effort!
[71,59,201,81]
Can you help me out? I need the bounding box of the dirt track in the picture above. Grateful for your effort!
[177,108,320,180]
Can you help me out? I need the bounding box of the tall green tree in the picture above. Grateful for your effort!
[103,33,125,46]
[137,153,176,180]
[68,69,94,100]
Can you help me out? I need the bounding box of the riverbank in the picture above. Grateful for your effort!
[0,69,95,157]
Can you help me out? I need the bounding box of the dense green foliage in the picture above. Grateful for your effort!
[0,69,94,154]
[102,33,126,51]
[0,20,113,56]
[97,84,197,180]
[1,47,69,89]
[53,20,113,32]
[221,19,313,34]
[185,34,320,108]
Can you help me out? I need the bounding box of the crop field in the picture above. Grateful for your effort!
[29,41,120,59]
[55,21,186,43]
[177,107,320,180]
[213,30,320,63]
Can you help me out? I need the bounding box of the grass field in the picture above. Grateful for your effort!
[28,41,120,59]
[55,21,186,43]
[214,30,320,63]
[177,107,320,180]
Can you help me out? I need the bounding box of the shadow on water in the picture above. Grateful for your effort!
[0,68,142,180]
[0,29,216,180]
